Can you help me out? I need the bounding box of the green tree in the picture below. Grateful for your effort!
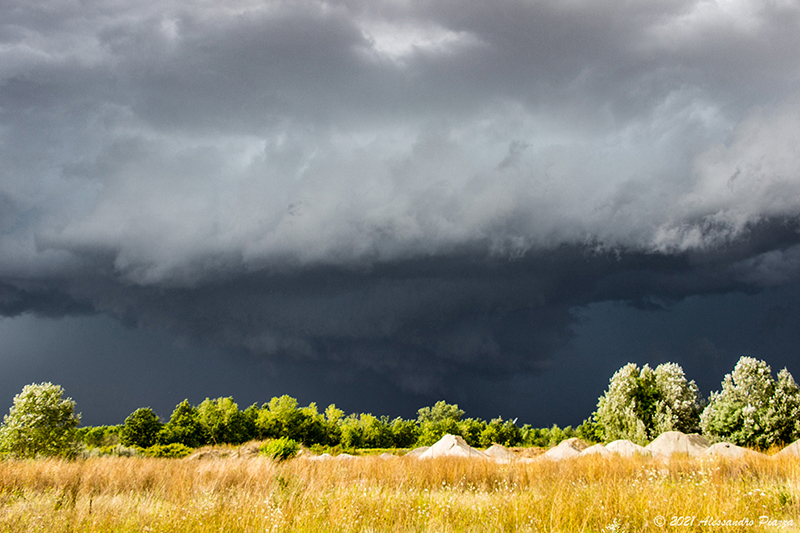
[594,362,701,445]
[389,417,419,448]
[0,382,81,459]
[766,369,800,446]
[457,418,486,447]
[415,400,464,446]
[323,404,345,446]
[159,400,207,447]
[339,414,363,449]
[120,408,163,448]
[417,401,465,425]
[701,356,800,449]
[255,395,326,445]
[197,397,250,445]
[479,416,521,447]
[359,414,393,448]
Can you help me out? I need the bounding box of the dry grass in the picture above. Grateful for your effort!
[1,450,799,532]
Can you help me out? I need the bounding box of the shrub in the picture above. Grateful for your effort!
[259,437,300,461]
[0,382,81,459]
[141,443,193,458]
[79,425,121,448]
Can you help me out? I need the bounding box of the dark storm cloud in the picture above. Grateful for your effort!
[3,0,800,394]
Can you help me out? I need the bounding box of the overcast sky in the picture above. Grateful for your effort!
[2,0,800,427]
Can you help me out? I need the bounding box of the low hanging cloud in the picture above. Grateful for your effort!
[2,0,800,392]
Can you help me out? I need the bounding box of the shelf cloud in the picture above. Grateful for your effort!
[2,0,800,399]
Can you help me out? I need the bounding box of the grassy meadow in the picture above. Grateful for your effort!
[1,448,799,533]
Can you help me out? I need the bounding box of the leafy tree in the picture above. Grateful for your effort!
[159,400,207,447]
[0,382,81,459]
[594,362,701,445]
[576,418,603,444]
[417,401,465,425]
[323,404,345,446]
[339,414,364,449]
[255,395,326,445]
[120,408,163,448]
[650,363,702,434]
[416,400,464,446]
[389,417,419,448]
[457,418,486,447]
[197,397,251,445]
[479,416,522,447]
[766,369,800,446]
[701,356,800,449]
[359,414,393,448]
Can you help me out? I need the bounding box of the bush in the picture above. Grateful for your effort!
[0,382,81,459]
[89,444,141,457]
[259,437,300,461]
[141,443,193,458]
[79,425,121,448]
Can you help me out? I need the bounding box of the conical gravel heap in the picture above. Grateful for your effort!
[418,434,488,459]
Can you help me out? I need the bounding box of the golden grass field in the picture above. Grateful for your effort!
[1,447,799,532]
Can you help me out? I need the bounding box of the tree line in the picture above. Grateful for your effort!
[1,355,799,459]
[83,396,577,453]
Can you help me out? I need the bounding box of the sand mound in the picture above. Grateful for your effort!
[606,440,649,457]
[418,434,488,459]
[307,453,333,460]
[582,443,612,456]
[646,431,710,457]
[484,444,516,462]
[335,453,356,460]
[776,440,800,457]
[705,442,762,459]
[235,443,261,458]
[186,449,228,460]
[404,446,430,458]
[542,438,590,460]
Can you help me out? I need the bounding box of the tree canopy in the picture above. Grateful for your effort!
[701,356,800,449]
[593,362,701,445]
[0,382,81,458]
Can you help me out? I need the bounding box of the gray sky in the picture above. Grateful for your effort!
[2,0,800,426]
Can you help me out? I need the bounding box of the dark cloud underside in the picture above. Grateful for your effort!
[2,0,800,419]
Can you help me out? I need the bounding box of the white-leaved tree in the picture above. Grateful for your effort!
[701,356,800,449]
[594,362,701,445]
[0,382,81,459]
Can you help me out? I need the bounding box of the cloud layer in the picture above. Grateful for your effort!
[2,0,800,392]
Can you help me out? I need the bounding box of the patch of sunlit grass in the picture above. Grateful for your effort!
[0,450,798,532]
